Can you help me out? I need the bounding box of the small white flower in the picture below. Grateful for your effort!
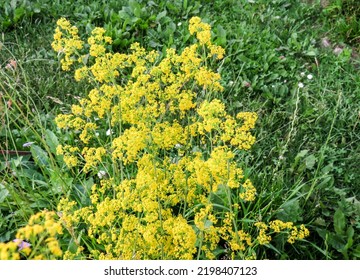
[228,80,234,86]
[106,129,112,136]
[298,82,304,88]
[95,132,100,137]
[307,74,313,80]
[333,46,344,56]
[177,22,182,26]
[97,170,107,179]
[300,72,305,77]
[175,143,182,149]
[321,37,331,48]
[22,142,34,147]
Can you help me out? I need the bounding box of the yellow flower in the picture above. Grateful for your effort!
[48,17,312,261]
[239,179,256,202]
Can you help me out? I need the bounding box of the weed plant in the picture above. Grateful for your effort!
[0,0,359,260]
[1,17,310,260]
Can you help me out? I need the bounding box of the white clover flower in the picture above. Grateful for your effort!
[228,80,234,86]
[97,170,107,179]
[298,82,304,88]
[307,74,313,80]
[300,72,305,77]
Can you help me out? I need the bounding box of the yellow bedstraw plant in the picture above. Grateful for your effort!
[0,17,309,260]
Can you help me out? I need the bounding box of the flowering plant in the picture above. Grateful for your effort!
[0,17,309,260]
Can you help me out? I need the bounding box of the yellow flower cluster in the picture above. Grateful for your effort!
[255,220,310,245]
[51,18,83,70]
[56,145,79,168]
[218,212,253,259]
[47,17,309,260]
[0,211,63,260]
[189,17,212,46]
[0,242,20,260]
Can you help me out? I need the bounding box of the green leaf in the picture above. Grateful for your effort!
[305,154,316,170]
[118,10,130,20]
[30,145,50,167]
[352,245,360,258]
[129,0,141,17]
[276,198,302,222]
[133,6,141,18]
[183,0,188,10]
[294,149,308,161]
[334,208,346,235]
[45,129,59,154]
[317,175,333,189]
[13,7,25,23]
[0,184,10,203]
[314,217,326,226]
[50,172,73,194]
[296,149,308,158]
[305,50,317,56]
[156,10,167,22]
[10,0,17,10]
[215,24,227,46]
[344,226,354,250]
[210,184,228,207]
[328,232,346,251]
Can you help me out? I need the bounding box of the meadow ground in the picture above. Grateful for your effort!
[0,0,359,260]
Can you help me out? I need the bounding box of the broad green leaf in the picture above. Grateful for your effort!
[13,7,25,22]
[334,208,346,235]
[305,154,316,169]
[314,217,326,226]
[344,226,354,250]
[129,0,142,18]
[133,7,141,18]
[45,129,59,154]
[118,10,130,20]
[50,172,68,194]
[305,50,317,56]
[295,149,309,159]
[30,145,49,167]
[317,175,333,189]
[328,233,346,251]
[276,198,302,222]
[0,184,10,203]
[156,10,167,21]
[352,245,360,258]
